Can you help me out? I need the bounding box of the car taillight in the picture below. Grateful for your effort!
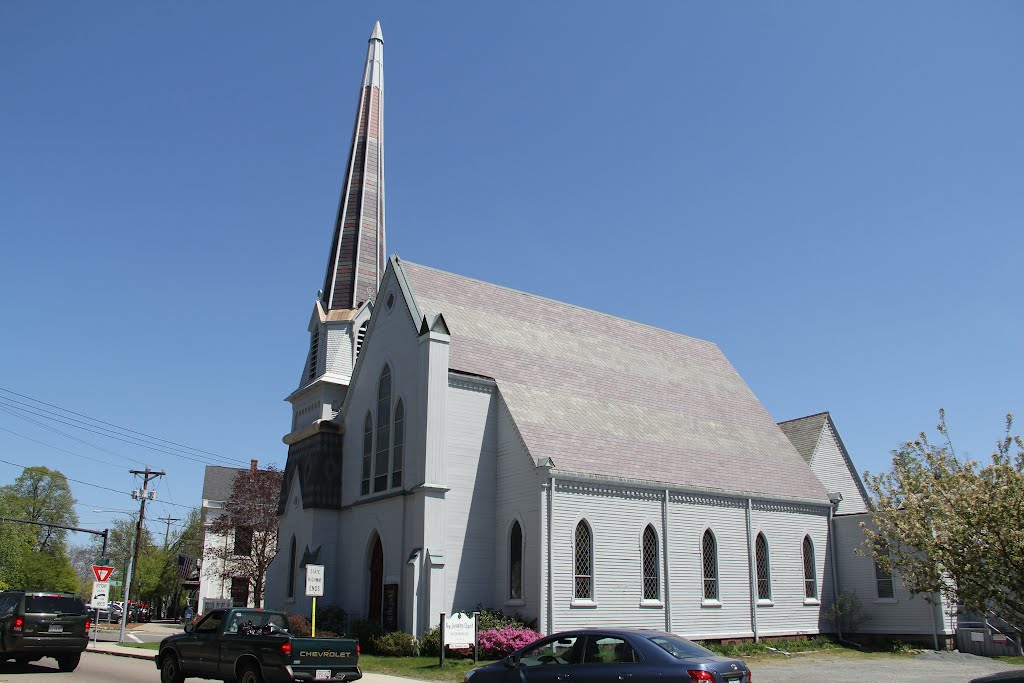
[85,618,92,631]
[13,617,23,632]
[356,643,360,655]
[687,671,715,682]
[280,641,292,657]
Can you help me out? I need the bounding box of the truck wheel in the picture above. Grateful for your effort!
[160,653,186,683]
[239,664,266,683]
[56,653,81,672]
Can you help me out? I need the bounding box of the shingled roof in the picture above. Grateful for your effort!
[202,465,246,503]
[400,260,829,504]
[778,412,829,464]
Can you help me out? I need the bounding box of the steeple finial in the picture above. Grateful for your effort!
[321,21,386,311]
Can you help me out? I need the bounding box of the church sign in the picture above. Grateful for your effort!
[443,611,476,649]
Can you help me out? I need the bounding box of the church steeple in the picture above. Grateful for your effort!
[322,21,386,311]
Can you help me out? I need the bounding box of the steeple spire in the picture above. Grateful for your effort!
[322,21,386,311]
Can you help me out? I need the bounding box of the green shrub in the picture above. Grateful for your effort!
[475,606,524,631]
[419,626,441,657]
[372,631,419,657]
[352,619,385,654]
[317,605,349,636]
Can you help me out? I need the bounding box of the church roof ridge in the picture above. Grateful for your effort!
[398,258,719,349]
[778,410,831,426]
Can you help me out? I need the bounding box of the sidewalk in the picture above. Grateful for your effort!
[86,638,155,660]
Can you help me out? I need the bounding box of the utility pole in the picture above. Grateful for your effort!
[119,467,164,643]
[158,515,179,550]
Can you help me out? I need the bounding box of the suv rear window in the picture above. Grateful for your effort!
[25,596,86,615]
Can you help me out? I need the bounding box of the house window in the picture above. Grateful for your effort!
[287,536,296,599]
[230,577,249,608]
[509,521,523,600]
[234,527,252,556]
[875,557,895,599]
[755,533,771,601]
[574,521,593,600]
[702,530,719,600]
[802,536,817,599]
[374,365,392,492]
[642,525,659,600]
[391,399,404,488]
[361,413,373,495]
[305,329,319,382]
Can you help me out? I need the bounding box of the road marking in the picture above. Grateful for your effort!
[127,632,144,643]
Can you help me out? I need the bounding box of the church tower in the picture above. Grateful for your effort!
[281,22,385,508]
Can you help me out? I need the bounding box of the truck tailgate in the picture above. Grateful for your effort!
[288,637,361,682]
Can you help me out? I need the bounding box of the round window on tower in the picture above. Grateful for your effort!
[386,292,395,310]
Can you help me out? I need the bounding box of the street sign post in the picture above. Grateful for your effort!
[305,565,324,637]
[92,565,114,583]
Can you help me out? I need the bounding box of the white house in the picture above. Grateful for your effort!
[199,463,260,612]
[263,22,953,646]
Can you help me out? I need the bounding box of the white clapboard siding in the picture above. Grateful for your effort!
[444,380,498,612]
[748,503,830,636]
[494,395,543,625]
[833,514,943,635]
[668,495,754,639]
[810,421,869,515]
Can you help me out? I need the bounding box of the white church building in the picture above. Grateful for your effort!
[263,22,954,645]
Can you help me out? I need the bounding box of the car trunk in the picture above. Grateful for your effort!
[24,596,88,640]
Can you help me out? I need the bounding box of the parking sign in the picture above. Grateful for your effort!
[92,581,110,609]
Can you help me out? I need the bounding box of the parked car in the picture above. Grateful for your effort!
[0,590,90,672]
[156,607,361,683]
[464,628,750,683]
[971,672,1024,683]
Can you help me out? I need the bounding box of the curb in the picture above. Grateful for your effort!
[86,647,155,661]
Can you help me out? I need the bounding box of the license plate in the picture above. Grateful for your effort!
[48,625,63,633]
[315,670,331,680]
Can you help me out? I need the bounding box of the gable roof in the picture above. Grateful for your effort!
[778,412,829,464]
[400,260,829,503]
[202,465,246,503]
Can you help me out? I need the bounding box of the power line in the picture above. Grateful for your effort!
[0,398,243,467]
[0,422,137,469]
[0,387,248,466]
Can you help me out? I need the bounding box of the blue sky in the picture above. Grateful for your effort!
[2,2,1021,546]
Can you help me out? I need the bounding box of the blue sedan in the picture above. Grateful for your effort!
[464,628,751,683]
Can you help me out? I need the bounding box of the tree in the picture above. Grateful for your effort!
[209,466,282,608]
[862,410,1024,632]
[0,497,36,590]
[1,467,78,552]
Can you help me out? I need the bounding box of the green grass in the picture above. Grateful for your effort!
[996,656,1024,666]
[701,636,844,658]
[359,655,497,682]
[120,641,160,650]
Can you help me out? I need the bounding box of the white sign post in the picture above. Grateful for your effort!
[305,565,324,637]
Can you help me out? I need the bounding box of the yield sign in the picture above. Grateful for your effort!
[92,565,114,582]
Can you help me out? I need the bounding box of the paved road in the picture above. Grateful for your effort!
[0,651,157,682]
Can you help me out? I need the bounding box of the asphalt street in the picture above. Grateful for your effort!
[0,651,157,682]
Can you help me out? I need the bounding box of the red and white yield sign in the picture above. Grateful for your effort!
[92,565,114,582]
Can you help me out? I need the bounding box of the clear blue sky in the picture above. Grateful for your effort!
[2,2,1021,546]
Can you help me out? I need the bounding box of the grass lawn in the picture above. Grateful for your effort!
[360,655,498,682]
[120,642,160,650]
[997,656,1024,666]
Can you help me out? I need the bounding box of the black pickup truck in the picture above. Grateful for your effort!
[156,608,361,683]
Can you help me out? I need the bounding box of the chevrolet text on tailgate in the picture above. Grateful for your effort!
[156,608,361,683]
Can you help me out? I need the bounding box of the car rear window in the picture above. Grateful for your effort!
[25,596,86,615]
[648,635,714,659]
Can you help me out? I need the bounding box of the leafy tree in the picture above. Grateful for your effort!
[209,466,282,608]
[0,467,78,552]
[21,550,78,593]
[0,498,35,590]
[862,411,1024,631]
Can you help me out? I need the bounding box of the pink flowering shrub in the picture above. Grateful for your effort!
[478,626,543,659]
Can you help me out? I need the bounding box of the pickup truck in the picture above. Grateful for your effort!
[156,608,361,683]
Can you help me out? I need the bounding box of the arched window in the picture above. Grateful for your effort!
[755,533,771,600]
[702,530,719,600]
[374,365,392,492]
[642,525,660,600]
[360,412,373,495]
[574,521,593,600]
[802,536,817,599]
[287,535,296,599]
[509,521,523,600]
[391,399,404,488]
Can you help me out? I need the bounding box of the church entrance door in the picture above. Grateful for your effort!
[368,535,383,624]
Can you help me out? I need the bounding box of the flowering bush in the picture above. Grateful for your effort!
[478,626,543,659]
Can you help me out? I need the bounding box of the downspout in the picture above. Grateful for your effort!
[547,475,555,635]
[662,489,672,632]
[746,498,759,642]
[827,501,842,641]
[928,594,940,650]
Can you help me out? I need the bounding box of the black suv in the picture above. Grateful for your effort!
[0,591,90,671]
